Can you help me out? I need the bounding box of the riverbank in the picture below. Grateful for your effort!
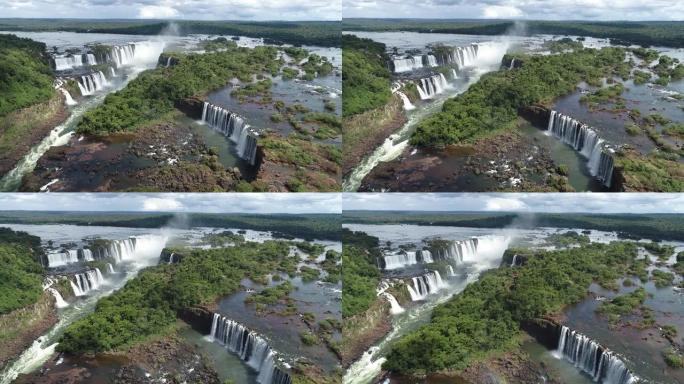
[0,93,67,178]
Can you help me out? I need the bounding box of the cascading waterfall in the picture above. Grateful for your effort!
[46,250,79,268]
[82,249,93,261]
[77,71,109,96]
[110,44,135,68]
[416,74,448,100]
[106,263,115,274]
[392,55,425,73]
[53,79,77,106]
[511,254,518,267]
[407,270,447,301]
[396,92,415,111]
[208,314,292,384]
[446,265,455,276]
[93,235,167,263]
[70,268,104,296]
[382,292,405,315]
[419,249,433,263]
[383,251,418,270]
[434,44,479,68]
[555,326,639,384]
[168,252,176,264]
[201,102,259,165]
[436,238,478,264]
[546,110,614,187]
[425,55,437,67]
[109,67,116,78]
[42,278,68,308]
[509,58,516,70]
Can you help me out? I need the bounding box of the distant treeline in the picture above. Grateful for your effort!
[0,19,341,47]
[343,19,684,48]
[0,211,341,241]
[343,211,684,241]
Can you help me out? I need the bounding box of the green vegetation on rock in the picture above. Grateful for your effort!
[342,34,391,117]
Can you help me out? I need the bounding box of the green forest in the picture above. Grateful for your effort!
[410,47,627,147]
[77,45,282,135]
[0,228,45,314]
[0,34,55,117]
[341,229,381,318]
[342,34,391,117]
[58,240,303,353]
[382,241,642,376]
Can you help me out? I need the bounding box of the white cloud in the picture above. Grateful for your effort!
[484,197,527,211]
[138,5,179,19]
[482,5,523,18]
[142,197,184,211]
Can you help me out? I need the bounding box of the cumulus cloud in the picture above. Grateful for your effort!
[484,197,527,211]
[138,5,179,19]
[142,197,184,211]
[482,5,523,18]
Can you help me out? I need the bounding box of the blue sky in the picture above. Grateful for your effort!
[343,193,684,213]
[0,0,340,20]
[344,0,684,20]
[0,193,341,214]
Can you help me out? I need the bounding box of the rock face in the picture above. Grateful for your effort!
[175,97,205,120]
[341,299,392,367]
[519,104,551,129]
[178,306,214,334]
[520,318,562,350]
[0,293,58,370]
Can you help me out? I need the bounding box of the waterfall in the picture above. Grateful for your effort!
[71,268,104,296]
[407,271,447,301]
[383,251,418,270]
[106,263,115,274]
[94,235,167,263]
[555,326,639,384]
[392,55,425,73]
[547,110,614,187]
[77,71,109,96]
[52,54,84,71]
[200,102,259,165]
[166,57,172,67]
[42,278,68,308]
[85,54,97,66]
[509,58,516,70]
[45,250,77,268]
[109,67,116,78]
[425,55,437,67]
[436,238,478,264]
[451,69,458,79]
[168,253,175,264]
[396,92,415,111]
[82,249,93,261]
[46,288,69,308]
[57,88,77,106]
[110,44,135,68]
[416,74,448,100]
[419,249,433,263]
[511,254,518,267]
[434,44,479,68]
[446,265,455,276]
[382,292,404,315]
[208,313,292,384]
